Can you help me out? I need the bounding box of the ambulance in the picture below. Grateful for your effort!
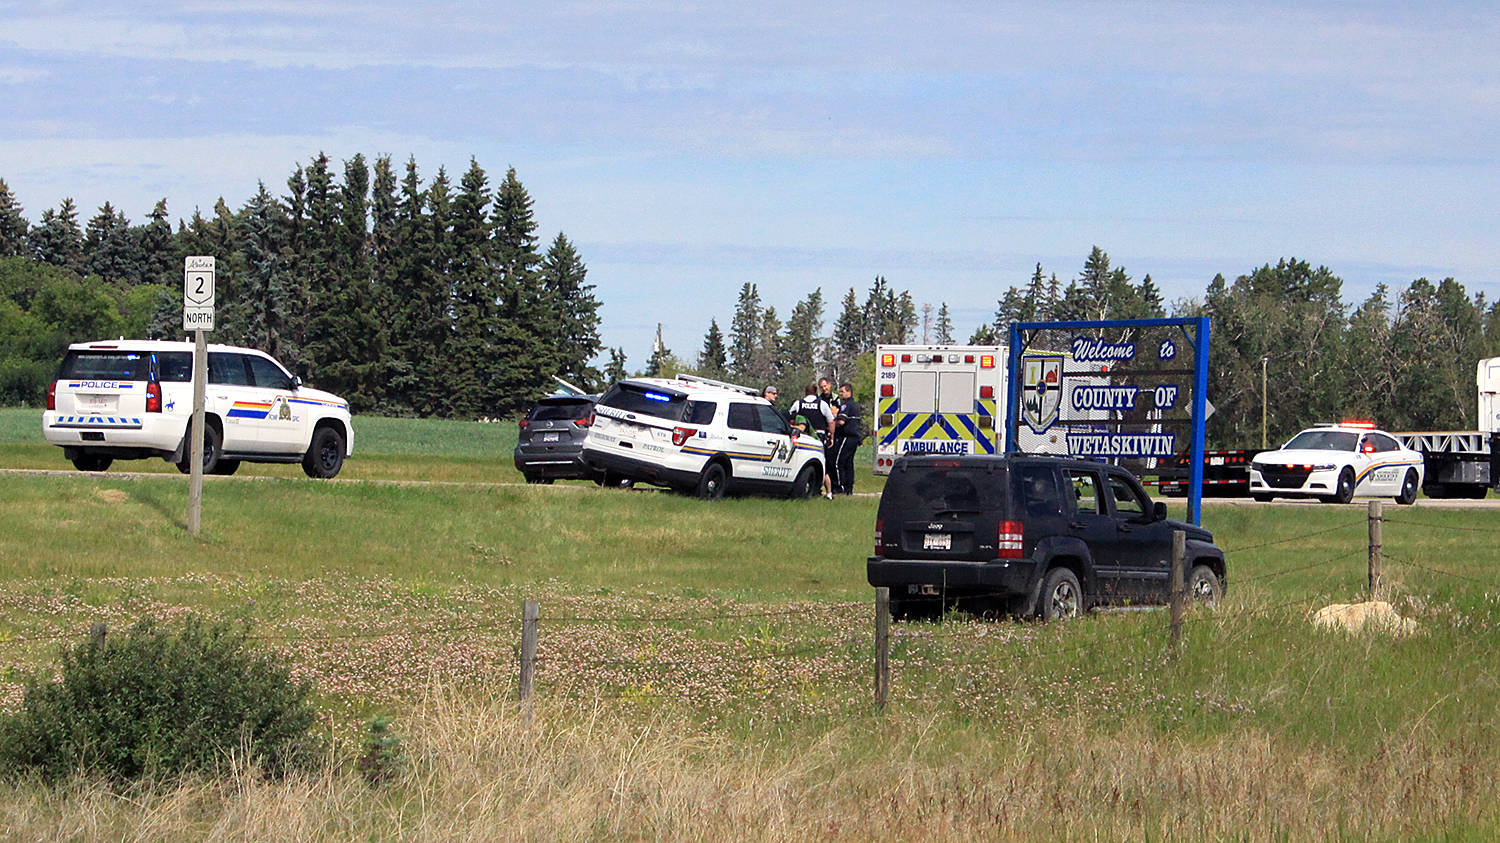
[873,345,1008,475]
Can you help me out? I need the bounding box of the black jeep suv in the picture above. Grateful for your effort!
[867,454,1227,620]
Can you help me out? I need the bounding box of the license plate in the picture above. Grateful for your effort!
[542,432,559,442]
[80,394,116,410]
[923,533,951,550]
[1208,456,1224,466]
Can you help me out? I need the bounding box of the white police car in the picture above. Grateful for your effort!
[43,339,353,478]
[1249,422,1423,504]
[581,374,826,499]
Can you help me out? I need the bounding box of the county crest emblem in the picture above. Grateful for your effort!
[1022,355,1063,434]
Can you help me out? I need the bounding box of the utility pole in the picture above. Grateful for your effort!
[1260,356,1269,449]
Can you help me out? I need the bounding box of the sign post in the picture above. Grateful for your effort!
[183,256,215,536]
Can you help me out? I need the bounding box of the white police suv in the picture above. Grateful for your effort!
[1248,422,1423,504]
[43,339,353,478]
[581,375,826,499]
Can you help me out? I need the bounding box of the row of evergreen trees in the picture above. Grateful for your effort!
[0,156,603,417]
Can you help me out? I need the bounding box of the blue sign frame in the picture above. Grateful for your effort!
[1006,317,1211,525]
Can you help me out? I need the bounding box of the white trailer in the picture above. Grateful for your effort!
[1394,358,1500,499]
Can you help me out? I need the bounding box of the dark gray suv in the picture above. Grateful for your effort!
[867,454,1227,620]
[513,395,598,484]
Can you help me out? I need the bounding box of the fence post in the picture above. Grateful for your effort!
[89,622,107,649]
[874,587,890,710]
[519,599,539,720]
[1368,500,1383,601]
[1169,530,1186,656]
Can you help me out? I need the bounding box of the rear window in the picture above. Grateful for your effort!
[598,383,688,422]
[528,399,594,421]
[59,350,192,383]
[882,462,1008,515]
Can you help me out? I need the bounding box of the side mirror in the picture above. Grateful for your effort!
[292,375,303,390]
[1152,501,1168,522]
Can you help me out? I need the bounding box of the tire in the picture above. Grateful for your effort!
[1328,467,1355,504]
[175,422,223,475]
[789,464,820,499]
[70,454,113,472]
[210,459,240,476]
[1395,469,1418,505]
[524,475,554,485]
[600,470,628,488]
[301,426,346,479]
[695,462,728,500]
[1251,493,1273,503]
[1187,564,1223,608]
[1038,567,1084,620]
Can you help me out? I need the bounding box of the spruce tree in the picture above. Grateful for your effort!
[487,166,550,416]
[604,347,628,385]
[32,199,85,275]
[727,282,762,380]
[83,202,141,286]
[0,180,30,258]
[540,232,602,390]
[137,199,175,286]
[830,287,863,382]
[698,318,728,379]
[445,161,495,418]
[934,303,954,344]
[781,288,823,392]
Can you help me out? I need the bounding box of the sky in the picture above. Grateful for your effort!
[3,0,1498,368]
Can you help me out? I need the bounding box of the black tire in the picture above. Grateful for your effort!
[695,462,728,500]
[301,426,345,479]
[1038,567,1084,620]
[175,422,223,475]
[789,463,820,499]
[1328,467,1355,504]
[1423,483,1450,499]
[1251,493,1274,503]
[70,454,113,472]
[1187,564,1223,608]
[1395,469,1418,505]
[600,470,628,488]
[210,459,240,476]
[524,475,554,485]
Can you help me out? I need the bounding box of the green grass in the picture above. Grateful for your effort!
[2,407,1497,837]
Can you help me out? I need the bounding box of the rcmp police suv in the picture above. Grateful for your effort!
[1248,422,1423,504]
[582,375,826,499]
[43,339,353,478]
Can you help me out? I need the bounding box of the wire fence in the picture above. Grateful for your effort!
[5,503,1496,713]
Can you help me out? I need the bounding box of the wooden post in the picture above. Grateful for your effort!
[1169,530,1186,656]
[187,330,206,536]
[874,587,890,710]
[89,622,107,649]
[519,600,539,720]
[1368,500,1383,601]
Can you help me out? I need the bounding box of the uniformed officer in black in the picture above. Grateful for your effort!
[831,382,863,495]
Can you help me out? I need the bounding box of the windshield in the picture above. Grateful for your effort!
[598,383,688,422]
[1284,430,1358,451]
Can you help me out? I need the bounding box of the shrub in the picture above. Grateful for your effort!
[0,616,322,782]
[356,715,407,785]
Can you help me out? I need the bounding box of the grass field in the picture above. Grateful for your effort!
[1,407,1497,839]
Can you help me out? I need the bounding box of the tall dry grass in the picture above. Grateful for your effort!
[1,685,1494,841]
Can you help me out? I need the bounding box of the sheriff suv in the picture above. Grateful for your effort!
[43,339,353,478]
[582,375,826,499]
[867,454,1227,620]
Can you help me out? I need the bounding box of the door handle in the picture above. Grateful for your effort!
[1068,521,1086,529]
[1119,525,1133,533]
[727,435,738,441]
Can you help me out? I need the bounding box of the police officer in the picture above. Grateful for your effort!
[791,384,836,499]
[831,382,863,495]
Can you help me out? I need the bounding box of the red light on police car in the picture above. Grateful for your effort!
[671,427,697,446]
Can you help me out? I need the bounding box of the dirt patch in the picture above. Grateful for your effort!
[1312,600,1417,636]
[94,489,129,504]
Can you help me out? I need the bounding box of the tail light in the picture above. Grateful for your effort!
[145,381,162,413]
[574,416,592,427]
[671,427,696,446]
[47,381,57,411]
[881,353,895,367]
[519,418,530,429]
[998,520,1024,559]
[874,517,884,555]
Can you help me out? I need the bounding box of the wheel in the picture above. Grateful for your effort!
[1186,565,1222,608]
[1423,484,1450,499]
[1395,469,1418,505]
[1327,467,1355,504]
[210,459,240,476]
[1251,493,1273,503]
[301,426,345,479]
[175,422,223,475]
[70,453,113,472]
[695,462,728,500]
[789,464,820,499]
[600,470,628,488]
[1038,567,1083,620]
[524,475,554,485]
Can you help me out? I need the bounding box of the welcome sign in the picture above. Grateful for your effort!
[1006,317,1211,524]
